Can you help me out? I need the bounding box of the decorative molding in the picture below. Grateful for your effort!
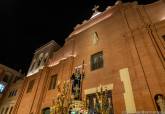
[84,84,113,95]
[119,68,136,113]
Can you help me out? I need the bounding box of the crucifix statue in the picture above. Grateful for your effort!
[71,61,85,100]
[71,69,82,100]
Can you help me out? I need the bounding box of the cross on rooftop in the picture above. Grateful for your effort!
[92,5,99,13]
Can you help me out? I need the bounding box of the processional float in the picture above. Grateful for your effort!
[50,61,113,114]
[50,61,88,114]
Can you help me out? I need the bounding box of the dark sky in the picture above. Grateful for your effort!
[0,0,157,74]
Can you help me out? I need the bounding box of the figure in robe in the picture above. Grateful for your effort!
[71,69,82,100]
[74,84,80,99]
[156,95,165,112]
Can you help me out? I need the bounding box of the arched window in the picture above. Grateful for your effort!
[38,53,44,67]
[42,107,50,114]
[26,79,35,93]
[9,106,13,114]
[5,107,9,114]
[43,53,49,64]
[40,53,48,66]
[30,59,36,71]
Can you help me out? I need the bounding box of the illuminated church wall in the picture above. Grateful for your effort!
[12,1,165,114]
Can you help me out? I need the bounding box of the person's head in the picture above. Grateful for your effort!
[155,94,163,100]
[158,95,163,99]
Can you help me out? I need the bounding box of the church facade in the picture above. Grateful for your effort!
[10,0,165,114]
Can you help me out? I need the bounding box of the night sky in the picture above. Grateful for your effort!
[0,0,157,74]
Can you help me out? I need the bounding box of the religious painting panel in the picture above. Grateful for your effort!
[86,90,114,114]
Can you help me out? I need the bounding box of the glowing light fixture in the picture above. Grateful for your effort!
[0,83,6,93]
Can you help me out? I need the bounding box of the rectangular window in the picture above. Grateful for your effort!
[49,75,57,90]
[9,107,13,114]
[8,91,12,97]
[1,108,4,114]
[13,90,17,96]
[5,107,9,114]
[27,80,35,93]
[8,89,17,97]
[91,51,103,71]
